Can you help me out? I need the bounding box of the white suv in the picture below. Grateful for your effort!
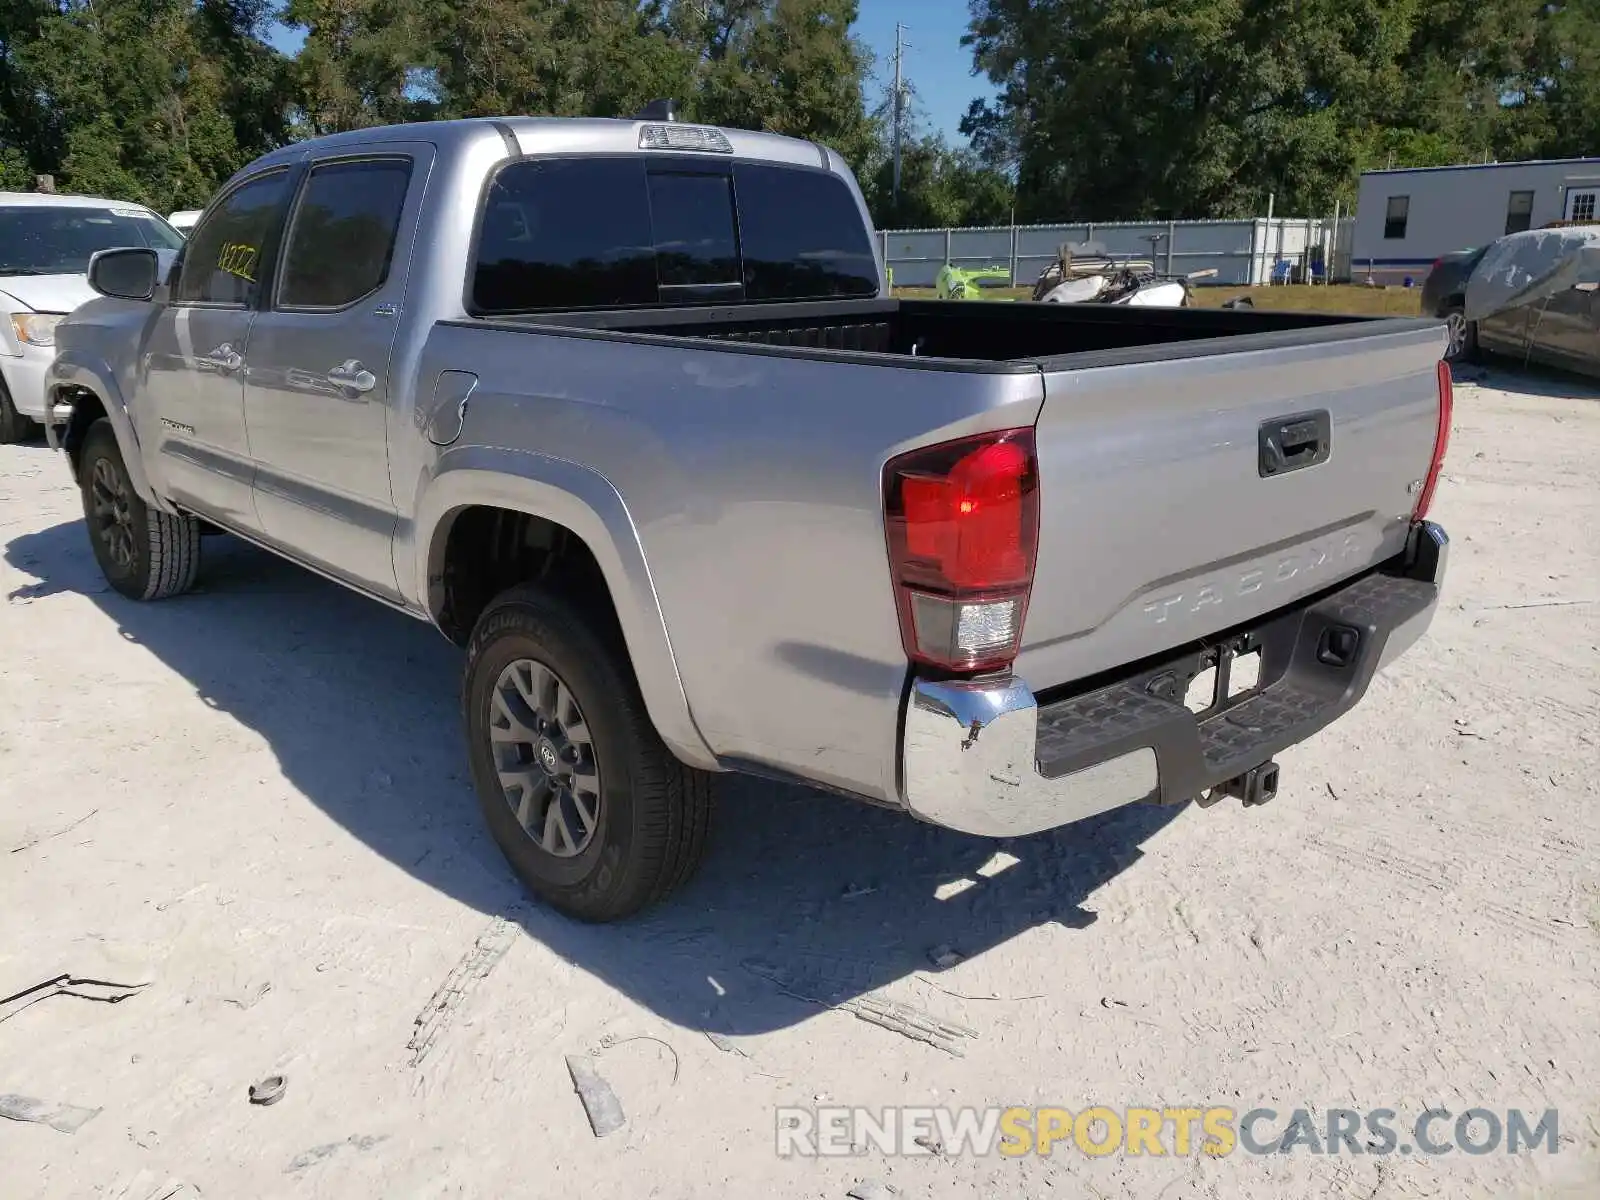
[0,193,184,442]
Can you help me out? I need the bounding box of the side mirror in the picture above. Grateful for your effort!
[88,247,159,301]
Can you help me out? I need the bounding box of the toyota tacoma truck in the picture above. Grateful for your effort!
[43,113,1452,921]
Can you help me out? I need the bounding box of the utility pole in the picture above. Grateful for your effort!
[892,22,908,207]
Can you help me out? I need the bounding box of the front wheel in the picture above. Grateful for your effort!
[79,419,201,600]
[0,377,40,444]
[1443,305,1478,364]
[462,584,713,922]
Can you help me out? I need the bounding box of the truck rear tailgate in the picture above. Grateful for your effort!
[1015,323,1448,692]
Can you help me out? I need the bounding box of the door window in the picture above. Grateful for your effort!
[176,170,291,306]
[278,158,414,309]
[1505,190,1534,235]
[1383,196,1409,240]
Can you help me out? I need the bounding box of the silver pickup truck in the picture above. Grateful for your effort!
[44,114,1452,921]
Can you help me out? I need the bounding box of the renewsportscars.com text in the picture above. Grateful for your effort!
[775,1105,1560,1159]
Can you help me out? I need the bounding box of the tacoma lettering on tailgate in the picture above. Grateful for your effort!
[1142,532,1366,625]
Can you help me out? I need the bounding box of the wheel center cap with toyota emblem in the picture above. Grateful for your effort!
[535,740,561,776]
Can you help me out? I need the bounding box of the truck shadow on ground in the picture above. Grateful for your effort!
[6,520,1185,1035]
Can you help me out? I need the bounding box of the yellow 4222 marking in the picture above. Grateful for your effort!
[217,241,259,282]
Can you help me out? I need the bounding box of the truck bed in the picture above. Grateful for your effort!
[501,296,1431,370]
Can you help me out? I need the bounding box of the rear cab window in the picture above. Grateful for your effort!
[470,156,878,314]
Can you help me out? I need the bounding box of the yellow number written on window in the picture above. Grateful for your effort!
[217,242,259,282]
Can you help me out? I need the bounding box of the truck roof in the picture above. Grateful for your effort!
[246,116,836,174]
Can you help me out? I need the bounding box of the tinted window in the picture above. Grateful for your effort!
[1504,190,1535,236]
[177,171,290,305]
[734,164,879,300]
[279,158,412,308]
[0,207,183,275]
[473,158,656,312]
[470,156,879,312]
[1383,195,1409,240]
[648,172,740,294]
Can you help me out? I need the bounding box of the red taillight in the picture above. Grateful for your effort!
[1414,360,1453,520]
[884,428,1039,673]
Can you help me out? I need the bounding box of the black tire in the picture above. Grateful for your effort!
[79,419,201,600]
[1442,303,1478,364]
[462,584,713,922]
[0,377,41,444]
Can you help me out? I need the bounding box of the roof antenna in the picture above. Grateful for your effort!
[634,99,678,122]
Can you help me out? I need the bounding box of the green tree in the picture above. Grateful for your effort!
[965,0,1600,221]
[686,0,877,172]
[1,0,290,210]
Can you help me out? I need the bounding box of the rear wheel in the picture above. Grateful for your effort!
[0,378,40,444]
[1442,304,1478,364]
[462,584,713,922]
[79,420,201,600]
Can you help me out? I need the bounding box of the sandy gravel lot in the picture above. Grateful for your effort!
[1,371,1597,1200]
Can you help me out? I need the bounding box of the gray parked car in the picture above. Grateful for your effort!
[1433,229,1600,376]
[43,114,1452,920]
[1420,246,1489,362]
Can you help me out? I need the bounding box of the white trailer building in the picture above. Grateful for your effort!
[1352,157,1600,285]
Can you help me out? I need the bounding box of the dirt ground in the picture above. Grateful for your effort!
[1,370,1597,1200]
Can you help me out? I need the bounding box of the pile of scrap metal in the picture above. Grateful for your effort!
[1031,241,1211,307]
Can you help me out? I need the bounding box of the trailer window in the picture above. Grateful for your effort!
[1383,196,1409,240]
[1505,190,1534,236]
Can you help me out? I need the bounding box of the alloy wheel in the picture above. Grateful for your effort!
[488,658,602,858]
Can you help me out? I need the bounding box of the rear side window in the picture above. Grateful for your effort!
[279,158,413,308]
[473,159,656,312]
[177,170,290,305]
[471,156,878,313]
[733,163,879,300]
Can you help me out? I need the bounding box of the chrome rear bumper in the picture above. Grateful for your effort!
[899,522,1448,838]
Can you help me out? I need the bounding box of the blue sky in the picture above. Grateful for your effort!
[267,0,992,144]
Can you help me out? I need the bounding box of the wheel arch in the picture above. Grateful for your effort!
[415,446,718,771]
[48,351,169,510]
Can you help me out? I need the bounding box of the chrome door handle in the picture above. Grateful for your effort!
[198,344,243,372]
[327,359,376,395]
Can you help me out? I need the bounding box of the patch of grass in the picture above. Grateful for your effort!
[1198,285,1424,316]
[892,284,1425,317]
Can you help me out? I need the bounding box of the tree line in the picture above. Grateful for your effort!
[1,1,1595,229]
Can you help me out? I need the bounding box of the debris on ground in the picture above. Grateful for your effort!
[102,1169,202,1200]
[0,973,148,1025]
[8,808,99,855]
[248,1075,287,1106]
[846,1180,900,1199]
[0,1092,102,1133]
[926,945,963,970]
[566,1054,626,1137]
[407,915,517,1067]
[220,980,272,1010]
[284,1134,388,1174]
[704,1030,748,1057]
[840,883,877,900]
[848,995,977,1057]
